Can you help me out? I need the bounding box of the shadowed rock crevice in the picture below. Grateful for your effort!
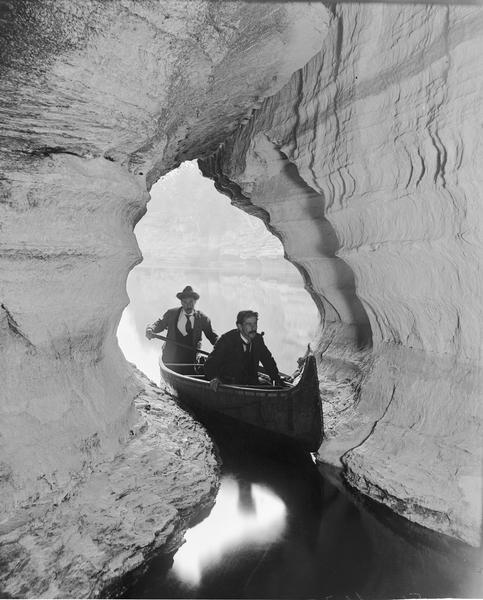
[199,135,373,352]
[279,159,372,350]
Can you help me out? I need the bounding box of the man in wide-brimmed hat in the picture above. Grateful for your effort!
[146,286,218,374]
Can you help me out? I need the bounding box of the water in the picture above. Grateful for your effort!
[117,263,320,382]
[119,426,482,599]
[116,163,481,598]
[117,264,482,600]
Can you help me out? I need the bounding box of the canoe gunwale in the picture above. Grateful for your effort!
[160,366,294,394]
[159,355,323,452]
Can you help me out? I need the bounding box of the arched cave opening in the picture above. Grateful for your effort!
[117,160,320,382]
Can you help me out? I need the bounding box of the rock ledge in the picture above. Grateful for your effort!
[0,371,219,599]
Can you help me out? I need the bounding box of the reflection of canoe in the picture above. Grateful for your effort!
[159,356,323,452]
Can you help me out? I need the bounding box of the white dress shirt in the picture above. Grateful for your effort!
[240,333,251,351]
[178,311,194,335]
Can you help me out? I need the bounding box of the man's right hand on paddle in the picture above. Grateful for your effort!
[209,377,221,392]
[145,327,154,340]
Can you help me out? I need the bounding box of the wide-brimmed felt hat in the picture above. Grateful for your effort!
[176,285,200,300]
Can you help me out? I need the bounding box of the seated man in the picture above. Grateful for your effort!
[204,309,283,390]
[145,285,218,374]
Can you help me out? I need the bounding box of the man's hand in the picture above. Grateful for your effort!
[145,327,154,340]
[209,377,221,392]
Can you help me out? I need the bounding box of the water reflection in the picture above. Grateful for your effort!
[237,480,256,514]
[122,437,483,600]
[171,477,287,589]
[117,162,483,599]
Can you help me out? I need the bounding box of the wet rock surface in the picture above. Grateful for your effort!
[0,369,219,598]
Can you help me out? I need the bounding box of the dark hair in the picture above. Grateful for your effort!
[236,310,258,325]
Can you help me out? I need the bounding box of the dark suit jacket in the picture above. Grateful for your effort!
[150,307,218,363]
[204,329,280,385]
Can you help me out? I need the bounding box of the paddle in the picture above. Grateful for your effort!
[149,333,210,356]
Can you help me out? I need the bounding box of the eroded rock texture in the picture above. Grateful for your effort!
[0,1,328,595]
[200,4,483,546]
[0,370,219,598]
[1,0,482,594]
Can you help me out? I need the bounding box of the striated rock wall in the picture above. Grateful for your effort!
[1,0,482,593]
[200,4,483,545]
[0,370,219,598]
[1,155,146,512]
[1,0,327,514]
[0,1,330,594]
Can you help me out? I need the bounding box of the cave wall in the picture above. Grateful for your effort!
[0,3,481,586]
[199,4,483,545]
[1,155,145,511]
[0,0,328,516]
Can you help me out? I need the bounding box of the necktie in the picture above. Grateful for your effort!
[185,314,193,335]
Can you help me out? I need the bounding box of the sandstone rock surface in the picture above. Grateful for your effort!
[1,0,482,595]
[0,1,329,595]
[0,368,219,598]
[200,3,483,546]
[1,0,327,511]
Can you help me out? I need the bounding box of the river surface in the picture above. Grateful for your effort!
[117,262,320,381]
[117,264,482,600]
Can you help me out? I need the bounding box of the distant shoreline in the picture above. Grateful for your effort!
[135,260,303,281]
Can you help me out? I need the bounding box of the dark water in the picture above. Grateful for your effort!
[117,167,482,599]
[117,265,482,599]
[120,425,482,599]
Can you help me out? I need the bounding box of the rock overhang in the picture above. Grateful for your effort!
[0,2,334,596]
[0,1,482,596]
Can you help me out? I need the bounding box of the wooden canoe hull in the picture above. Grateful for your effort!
[159,355,323,452]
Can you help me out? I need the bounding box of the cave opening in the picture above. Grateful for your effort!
[1,1,482,596]
[117,160,320,383]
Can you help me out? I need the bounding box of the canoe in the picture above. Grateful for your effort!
[159,355,323,452]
